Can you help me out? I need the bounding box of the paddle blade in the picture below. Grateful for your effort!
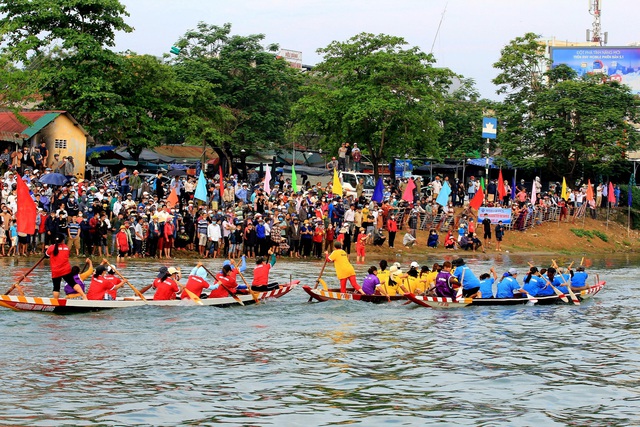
[185,288,204,305]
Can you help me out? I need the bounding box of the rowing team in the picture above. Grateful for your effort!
[358,257,592,300]
[31,236,279,301]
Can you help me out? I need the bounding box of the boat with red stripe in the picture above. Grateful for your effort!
[405,280,606,308]
[0,281,299,314]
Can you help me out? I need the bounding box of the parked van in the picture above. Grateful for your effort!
[340,171,376,198]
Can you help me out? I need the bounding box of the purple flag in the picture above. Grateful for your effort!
[511,176,516,200]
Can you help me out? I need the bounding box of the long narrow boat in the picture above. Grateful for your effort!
[0,281,299,314]
[404,281,606,309]
[302,286,406,303]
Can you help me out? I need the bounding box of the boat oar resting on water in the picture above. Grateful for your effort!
[0,281,299,314]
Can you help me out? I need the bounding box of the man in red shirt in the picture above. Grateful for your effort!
[252,250,276,289]
[180,262,215,299]
[209,264,238,298]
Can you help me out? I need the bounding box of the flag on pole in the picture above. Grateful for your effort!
[530,180,537,205]
[511,176,516,200]
[480,176,485,191]
[497,169,506,200]
[16,175,36,234]
[629,175,635,207]
[436,181,451,206]
[166,188,179,208]
[586,179,594,201]
[219,165,224,198]
[469,185,484,210]
[291,163,298,193]
[194,170,208,202]
[561,177,568,200]
[372,177,384,203]
[332,168,342,197]
[608,182,616,204]
[264,164,272,195]
[402,178,416,203]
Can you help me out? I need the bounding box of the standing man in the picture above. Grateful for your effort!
[129,170,142,201]
[482,213,492,247]
[351,143,361,172]
[337,143,347,171]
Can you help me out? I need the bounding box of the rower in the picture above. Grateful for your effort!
[478,267,498,298]
[252,249,277,291]
[434,261,459,298]
[522,266,554,297]
[361,266,380,295]
[181,262,216,299]
[139,266,167,295]
[220,255,247,290]
[86,264,126,300]
[569,265,591,291]
[451,258,481,298]
[549,267,570,294]
[153,267,183,300]
[208,264,239,298]
[325,241,365,295]
[495,268,526,298]
[64,258,93,299]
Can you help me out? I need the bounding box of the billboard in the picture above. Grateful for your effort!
[478,207,512,225]
[551,47,640,95]
[278,49,302,69]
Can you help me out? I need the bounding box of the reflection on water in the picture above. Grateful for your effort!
[0,254,639,426]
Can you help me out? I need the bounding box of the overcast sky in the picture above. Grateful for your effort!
[114,0,640,100]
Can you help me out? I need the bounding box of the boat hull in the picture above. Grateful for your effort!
[302,286,406,303]
[405,281,606,308]
[0,281,299,314]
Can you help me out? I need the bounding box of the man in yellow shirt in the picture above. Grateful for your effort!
[326,241,365,294]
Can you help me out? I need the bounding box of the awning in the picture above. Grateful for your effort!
[98,159,120,166]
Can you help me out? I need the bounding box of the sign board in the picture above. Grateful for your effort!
[394,159,413,178]
[478,207,512,224]
[551,47,640,95]
[278,49,303,69]
[482,117,498,139]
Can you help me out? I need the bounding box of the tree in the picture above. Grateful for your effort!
[171,22,304,169]
[436,77,494,160]
[291,32,452,180]
[492,33,639,179]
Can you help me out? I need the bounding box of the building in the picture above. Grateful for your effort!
[0,111,91,178]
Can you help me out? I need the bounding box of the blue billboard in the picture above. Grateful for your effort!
[551,47,640,95]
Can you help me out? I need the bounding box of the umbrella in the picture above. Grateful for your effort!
[167,169,187,177]
[39,173,69,186]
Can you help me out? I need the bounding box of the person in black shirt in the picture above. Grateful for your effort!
[482,213,492,247]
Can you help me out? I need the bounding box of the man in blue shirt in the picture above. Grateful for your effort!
[451,258,481,298]
[496,268,525,298]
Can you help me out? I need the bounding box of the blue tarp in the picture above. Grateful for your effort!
[86,145,116,157]
[466,157,512,169]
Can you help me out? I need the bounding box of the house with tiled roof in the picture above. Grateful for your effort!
[0,111,92,178]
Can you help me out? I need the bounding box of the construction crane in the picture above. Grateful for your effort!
[587,0,608,45]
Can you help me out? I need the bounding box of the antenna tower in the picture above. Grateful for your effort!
[587,0,608,45]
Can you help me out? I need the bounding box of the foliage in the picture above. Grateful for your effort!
[493,33,639,179]
[593,230,608,242]
[291,32,453,179]
[171,22,304,155]
[570,228,594,239]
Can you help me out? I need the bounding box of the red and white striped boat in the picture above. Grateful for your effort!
[0,281,299,314]
[405,281,606,308]
[302,286,406,303]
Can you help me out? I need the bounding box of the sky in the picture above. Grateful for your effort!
[114,0,640,100]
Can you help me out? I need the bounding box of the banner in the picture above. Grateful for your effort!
[478,207,512,224]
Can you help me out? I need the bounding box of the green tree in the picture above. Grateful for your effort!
[492,33,639,179]
[291,32,452,179]
[171,22,304,167]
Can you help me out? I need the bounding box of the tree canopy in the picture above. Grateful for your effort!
[291,32,452,179]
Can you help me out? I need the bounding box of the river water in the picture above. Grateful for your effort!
[0,253,638,426]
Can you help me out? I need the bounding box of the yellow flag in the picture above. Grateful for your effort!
[561,177,568,200]
[332,168,343,196]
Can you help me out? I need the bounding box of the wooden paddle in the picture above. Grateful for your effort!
[202,265,245,306]
[108,261,147,302]
[184,288,203,305]
[4,254,46,296]
[230,259,259,305]
[308,257,329,302]
[553,260,580,305]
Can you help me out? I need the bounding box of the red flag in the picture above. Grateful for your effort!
[608,182,616,204]
[586,179,594,201]
[402,178,416,203]
[219,165,224,197]
[497,169,506,200]
[166,188,179,208]
[16,175,37,234]
[469,185,484,210]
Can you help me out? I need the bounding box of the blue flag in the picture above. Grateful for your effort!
[372,177,384,203]
[195,170,208,202]
[436,181,451,207]
[511,176,516,200]
[629,174,635,207]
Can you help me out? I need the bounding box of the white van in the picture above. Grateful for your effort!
[340,172,376,198]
